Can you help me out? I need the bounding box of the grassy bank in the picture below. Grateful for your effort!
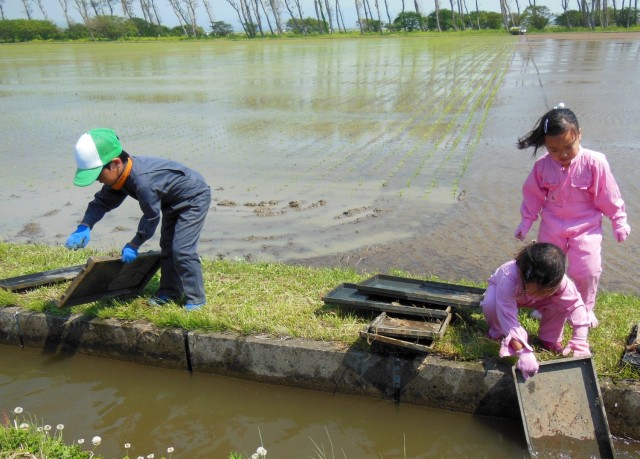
[0,241,639,381]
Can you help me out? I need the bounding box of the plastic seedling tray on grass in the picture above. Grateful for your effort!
[322,283,451,318]
[0,265,84,292]
[356,274,485,309]
[513,356,615,458]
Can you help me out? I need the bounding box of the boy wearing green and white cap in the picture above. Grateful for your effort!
[65,128,211,311]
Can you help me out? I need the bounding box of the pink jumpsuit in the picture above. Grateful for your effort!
[481,260,589,349]
[517,147,628,313]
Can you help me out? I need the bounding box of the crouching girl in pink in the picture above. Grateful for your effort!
[482,242,591,380]
[514,104,630,328]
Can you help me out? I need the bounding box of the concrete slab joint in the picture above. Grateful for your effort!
[0,307,639,440]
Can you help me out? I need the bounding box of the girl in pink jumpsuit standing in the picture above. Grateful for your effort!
[482,243,591,380]
[514,104,630,328]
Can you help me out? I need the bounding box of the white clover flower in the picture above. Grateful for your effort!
[57,424,64,431]
[167,447,174,453]
[13,407,23,414]
[92,436,102,446]
[44,425,52,431]
[147,454,154,459]
[19,423,29,430]
[77,439,85,445]
[251,454,259,459]
[37,427,44,432]
[137,457,144,459]
[124,443,131,449]
[256,446,267,456]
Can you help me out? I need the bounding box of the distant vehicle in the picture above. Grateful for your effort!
[509,26,527,35]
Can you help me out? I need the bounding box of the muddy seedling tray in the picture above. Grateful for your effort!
[513,356,615,458]
[56,252,162,307]
[359,311,452,354]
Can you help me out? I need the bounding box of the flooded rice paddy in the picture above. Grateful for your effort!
[1,34,637,296]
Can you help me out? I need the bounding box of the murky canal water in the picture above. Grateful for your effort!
[0,344,531,458]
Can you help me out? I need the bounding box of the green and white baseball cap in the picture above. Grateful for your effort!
[73,128,122,187]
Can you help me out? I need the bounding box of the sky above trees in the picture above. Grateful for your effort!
[4,0,559,31]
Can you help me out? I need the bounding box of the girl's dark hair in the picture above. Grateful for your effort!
[515,242,566,291]
[517,107,580,156]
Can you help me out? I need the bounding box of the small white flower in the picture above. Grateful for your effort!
[167,447,174,453]
[92,436,102,446]
[13,407,23,414]
[37,427,44,432]
[137,457,144,459]
[125,443,131,449]
[57,424,64,430]
[77,439,85,445]
[19,423,29,430]
[251,454,259,459]
[256,446,267,456]
[147,454,155,459]
[44,425,51,431]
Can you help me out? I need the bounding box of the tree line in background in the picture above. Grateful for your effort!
[0,0,637,41]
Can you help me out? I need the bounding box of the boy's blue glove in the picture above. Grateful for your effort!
[121,244,138,264]
[65,225,90,250]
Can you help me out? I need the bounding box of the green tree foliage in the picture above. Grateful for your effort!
[554,9,583,27]
[0,19,59,42]
[285,17,328,34]
[615,7,639,27]
[426,9,453,30]
[521,5,552,30]
[393,11,425,32]
[210,21,234,37]
[88,15,138,39]
[358,18,383,32]
[129,17,172,36]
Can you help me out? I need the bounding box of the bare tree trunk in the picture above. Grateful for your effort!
[355,0,364,33]
[268,0,283,33]
[21,0,33,19]
[251,0,265,36]
[74,0,91,24]
[314,0,327,33]
[373,0,382,32]
[34,0,50,20]
[457,0,466,30]
[323,0,334,33]
[258,0,275,34]
[335,0,346,32]
[149,0,162,25]
[500,0,511,29]
[203,0,215,31]
[241,0,256,36]
[57,0,73,27]
[120,0,132,19]
[475,0,480,29]
[434,0,441,31]
[449,0,458,30]
[383,0,391,29]
[167,0,190,35]
[226,0,250,34]
[283,0,302,34]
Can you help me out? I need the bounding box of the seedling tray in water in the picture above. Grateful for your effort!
[513,356,615,458]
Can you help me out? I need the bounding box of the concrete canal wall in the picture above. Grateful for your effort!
[1,306,639,440]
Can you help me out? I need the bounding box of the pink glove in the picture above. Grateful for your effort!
[614,224,630,242]
[514,220,533,241]
[586,309,599,328]
[563,325,591,357]
[516,349,539,380]
[499,337,517,357]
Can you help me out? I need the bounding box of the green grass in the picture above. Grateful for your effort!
[1,241,639,382]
